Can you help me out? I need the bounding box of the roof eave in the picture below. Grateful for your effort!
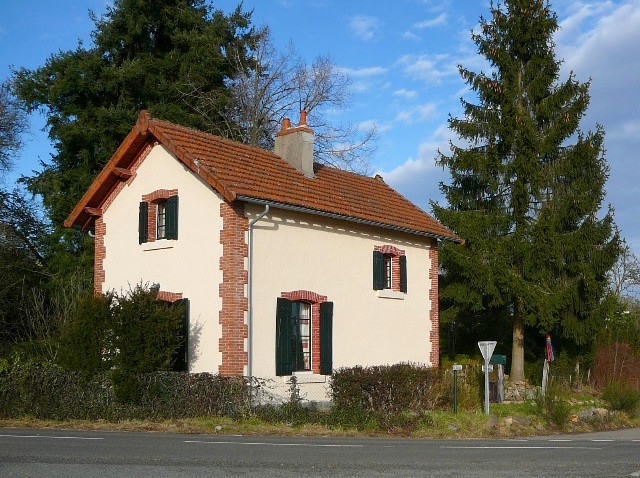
[63,121,150,229]
[64,111,238,230]
[236,195,463,243]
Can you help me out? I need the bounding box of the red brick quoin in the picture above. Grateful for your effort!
[218,201,248,376]
[94,217,106,296]
[428,240,440,367]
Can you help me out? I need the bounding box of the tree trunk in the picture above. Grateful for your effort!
[510,297,526,382]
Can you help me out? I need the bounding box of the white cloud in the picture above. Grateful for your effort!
[413,13,448,29]
[380,124,453,211]
[619,120,640,138]
[554,3,640,163]
[358,119,392,134]
[350,15,381,41]
[398,54,452,84]
[394,102,438,124]
[401,30,421,41]
[393,88,418,99]
[340,65,388,77]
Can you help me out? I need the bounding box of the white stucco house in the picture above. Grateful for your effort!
[65,111,461,400]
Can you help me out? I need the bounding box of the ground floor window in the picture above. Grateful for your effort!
[276,293,333,376]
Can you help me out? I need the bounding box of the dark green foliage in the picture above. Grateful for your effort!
[57,292,114,377]
[0,363,251,420]
[0,80,27,174]
[0,189,49,349]
[433,0,620,381]
[53,284,188,403]
[12,0,257,230]
[110,285,187,402]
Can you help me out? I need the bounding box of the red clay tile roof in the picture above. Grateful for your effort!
[65,111,460,242]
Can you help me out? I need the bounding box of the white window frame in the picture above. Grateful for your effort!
[156,200,167,240]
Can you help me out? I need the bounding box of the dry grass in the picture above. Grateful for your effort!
[2,408,638,439]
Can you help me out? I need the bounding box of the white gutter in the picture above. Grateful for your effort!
[246,204,270,381]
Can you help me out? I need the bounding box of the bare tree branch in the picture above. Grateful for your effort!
[609,241,640,300]
[179,27,377,174]
[0,80,27,178]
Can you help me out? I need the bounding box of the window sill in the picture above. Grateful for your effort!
[141,239,175,251]
[285,373,327,384]
[376,290,405,300]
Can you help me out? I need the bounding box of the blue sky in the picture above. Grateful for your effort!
[1,0,639,258]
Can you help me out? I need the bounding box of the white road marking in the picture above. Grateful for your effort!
[591,439,614,442]
[442,446,602,450]
[0,434,103,440]
[627,471,640,477]
[185,440,363,448]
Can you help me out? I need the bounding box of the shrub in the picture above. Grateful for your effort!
[57,292,114,376]
[591,342,640,391]
[533,382,571,427]
[0,363,251,421]
[603,382,640,416]
[110,284,187,402]
[330,363,448,420]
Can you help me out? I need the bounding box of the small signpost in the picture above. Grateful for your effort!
[478,341,497,415]
[452,364,462,414]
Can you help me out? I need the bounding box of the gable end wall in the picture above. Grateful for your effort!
[93,143,152,295]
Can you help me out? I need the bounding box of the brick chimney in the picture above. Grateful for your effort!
[274,111,315,178]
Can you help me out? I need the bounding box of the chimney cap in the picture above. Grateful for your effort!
[275,111,313,137]
[280,117,292,132]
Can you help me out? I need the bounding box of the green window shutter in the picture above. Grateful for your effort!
[373,251,384,290]
[276,297,293,376]
[172,298,189,372]
[399,255,407,293]
[165,195,179,240]
[139,201,148,244]
[319,301,333,375]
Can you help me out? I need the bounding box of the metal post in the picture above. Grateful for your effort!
[477,341,496,415]
[484,359,490,414]
[454,369,458,414]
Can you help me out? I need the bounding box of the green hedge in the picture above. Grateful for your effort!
[0,363,251,421]
[2,362,473,427]
[330,363,450,416]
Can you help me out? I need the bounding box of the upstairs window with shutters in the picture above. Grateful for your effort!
[373,246,407,294]
[139,191,178,244]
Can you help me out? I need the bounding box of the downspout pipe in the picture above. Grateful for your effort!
[247,204,270,382]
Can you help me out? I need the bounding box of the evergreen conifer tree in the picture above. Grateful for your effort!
[433,0,620,381]
[13,0,257,229]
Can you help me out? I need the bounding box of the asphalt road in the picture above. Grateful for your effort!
[1,427,639,477]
